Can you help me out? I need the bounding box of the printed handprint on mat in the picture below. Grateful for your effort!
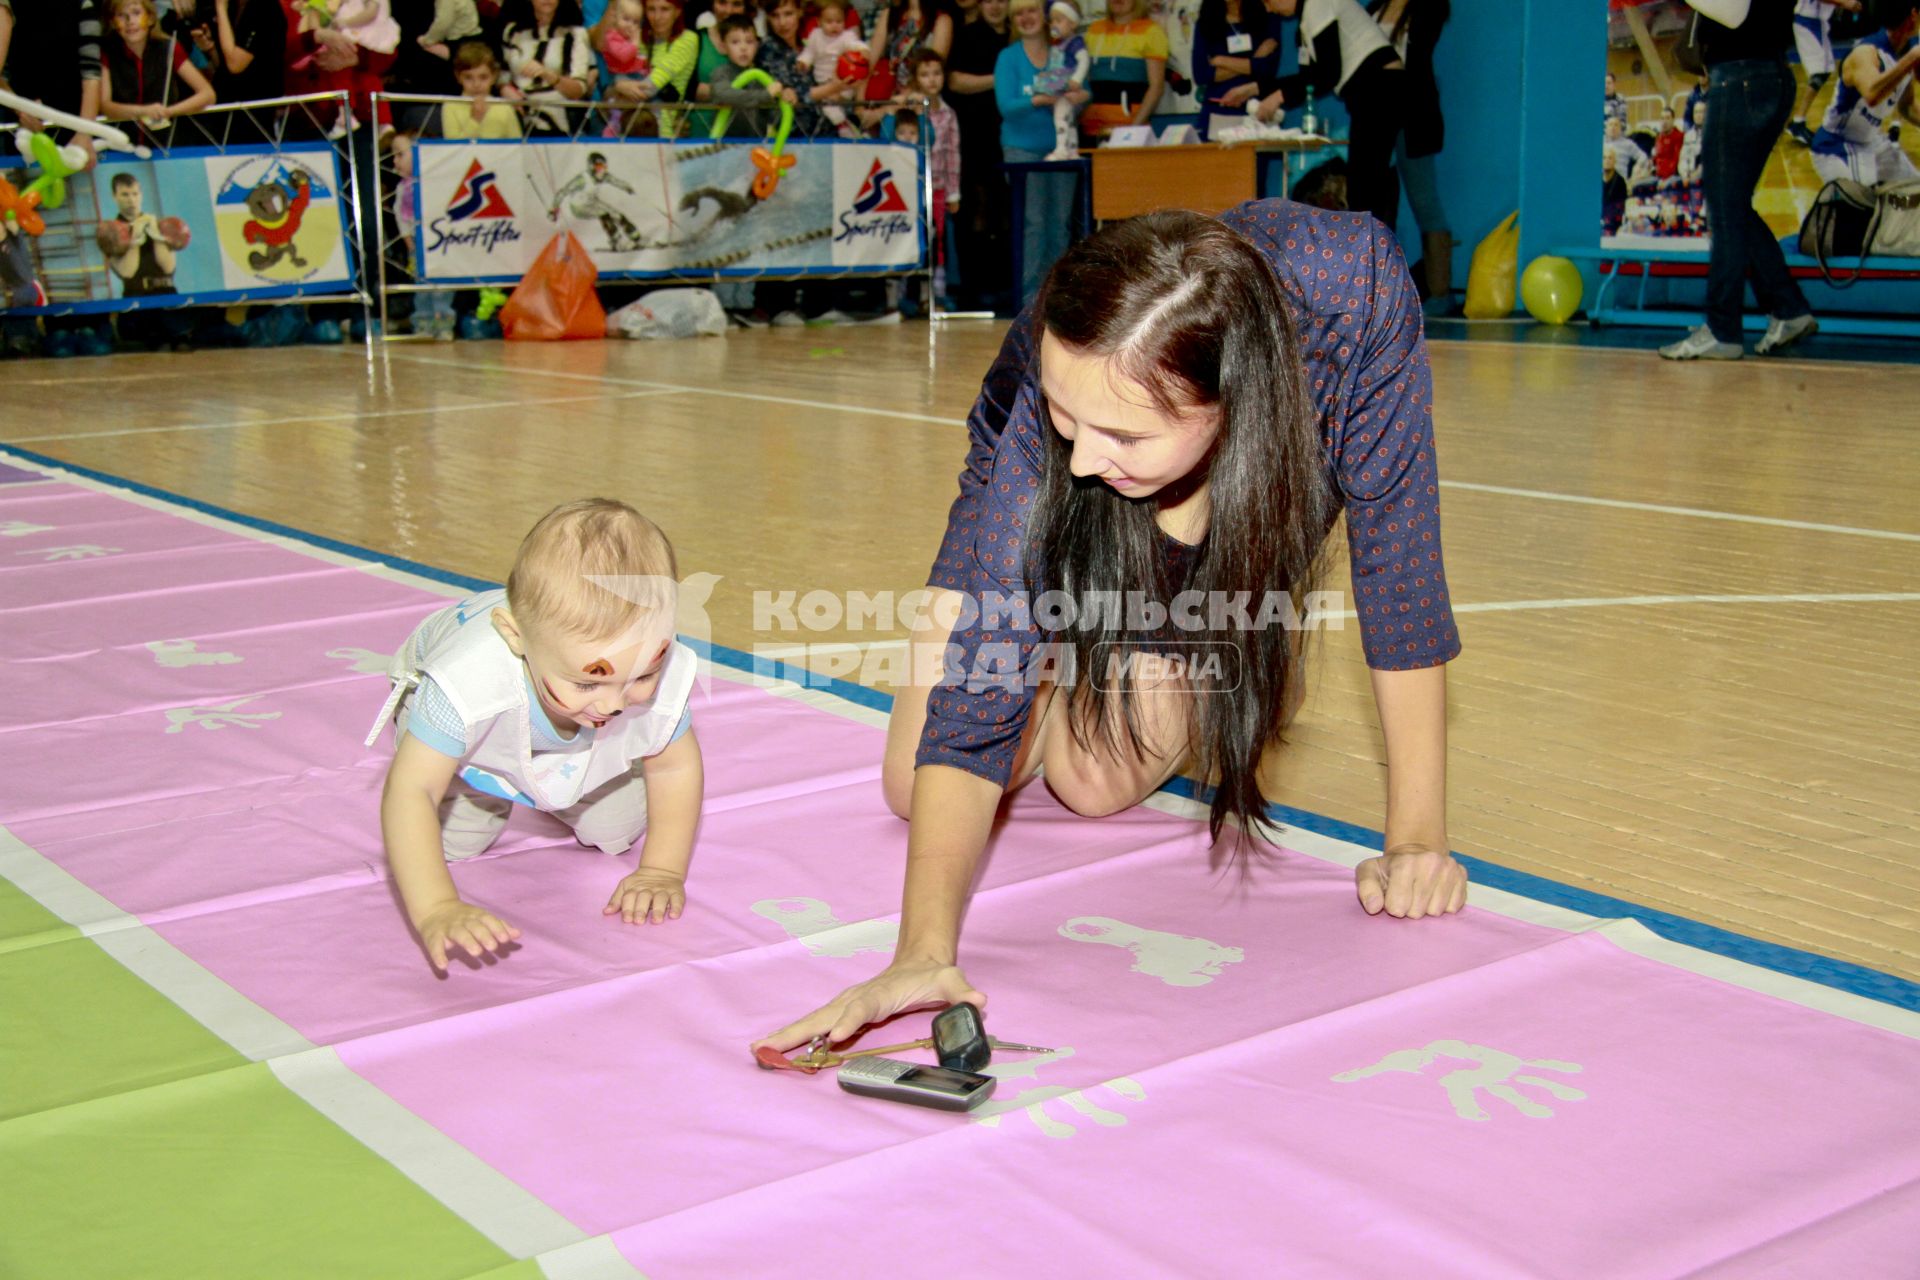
[163,696,282,733]
[750,898,897,958]
[147,640,242,668]
[1058,916,1244,987]
[0,521,54,537]
[18,544,119,561]
[326,647,394,675]
[1334,1040,1587,1121]
[973,1047,1147,1139]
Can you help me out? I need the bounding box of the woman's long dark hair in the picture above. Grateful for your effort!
[1028,211,1333,850]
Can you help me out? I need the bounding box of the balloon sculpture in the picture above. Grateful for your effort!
[0,88,146,158]
[707,69,798,200]
[1520,255,1584,326]
[0,87,146,240]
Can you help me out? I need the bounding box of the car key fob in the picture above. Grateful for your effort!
[932,1002,992,1073]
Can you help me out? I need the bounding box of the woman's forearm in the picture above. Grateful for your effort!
[896,763,1004,964]
[1369,663,1449,851]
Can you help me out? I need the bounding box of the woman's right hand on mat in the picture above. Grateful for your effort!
[413,900,522,973]
[753,959,987,1053]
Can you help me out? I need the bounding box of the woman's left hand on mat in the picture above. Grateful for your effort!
[1356,846,1468,919]
[605,867,687,924]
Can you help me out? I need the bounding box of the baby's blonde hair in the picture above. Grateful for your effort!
[505,499,679,643]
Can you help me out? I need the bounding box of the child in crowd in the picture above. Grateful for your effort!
[374,499,704,973]
[594,0,702,138]
[798,0,868,133]
[706,15,795,137]
[101,0,218,149]
[387,129,457,339]
[694,0,756,98]
[597,0,653,134]
[900,49,960,297]
[442,41,524,138]
[1045,0,1088,158]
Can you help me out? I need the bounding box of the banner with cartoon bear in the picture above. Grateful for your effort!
[0,143,355,314]
[409,138,923,283]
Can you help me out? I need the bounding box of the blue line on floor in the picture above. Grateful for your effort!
[6,440,1914,1014]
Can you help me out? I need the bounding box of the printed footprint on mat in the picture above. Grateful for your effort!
[17,543,120,561]
[163,696,282,733]
[973,1047,1146,1139]
[147,639,243,668]
[1334,1039,1587,1122]
[750,897,898,958]
[1058,916,1244,987]
[326,646,395,675]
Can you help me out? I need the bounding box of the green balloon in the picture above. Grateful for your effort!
[20,132,74,211]
[1520,254,1584,326]
[708,68,795,152]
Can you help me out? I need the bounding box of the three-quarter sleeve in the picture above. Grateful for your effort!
[916,377,1051,786]
[928,306,1039,590]
[1332,225,1461,669]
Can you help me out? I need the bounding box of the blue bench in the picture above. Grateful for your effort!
[1554,242,1920,339]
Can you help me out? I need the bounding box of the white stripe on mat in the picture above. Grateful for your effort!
[270,1047,600,1262]
[0,820,641,1272]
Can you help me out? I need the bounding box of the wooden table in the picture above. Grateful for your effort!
[1089,139,1328,221]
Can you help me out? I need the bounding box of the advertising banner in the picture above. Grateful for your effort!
[410,137,924,282]
[0,143,355,314]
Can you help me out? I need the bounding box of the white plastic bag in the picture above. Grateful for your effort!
[606,289,728,340]
[1685,0,1749,26]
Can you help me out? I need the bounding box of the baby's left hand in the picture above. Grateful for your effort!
[605,867,686,924]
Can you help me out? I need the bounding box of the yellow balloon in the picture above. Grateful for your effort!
[1521,254,1584,325]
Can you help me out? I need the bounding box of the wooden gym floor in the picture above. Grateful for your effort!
[3,325,1915,988]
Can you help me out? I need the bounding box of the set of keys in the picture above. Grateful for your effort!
[755,1003,1052,1074]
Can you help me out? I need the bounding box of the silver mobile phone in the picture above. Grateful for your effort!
[837,1056,997,1112]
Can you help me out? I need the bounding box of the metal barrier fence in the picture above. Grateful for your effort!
[0,92,371,322]
[2,88,960,335]
[370,91,948,337]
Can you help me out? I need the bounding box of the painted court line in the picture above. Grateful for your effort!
[371,351,1920,544]
[374,350,964,427]
[4,390,661,445]
[1440,479,1920,544]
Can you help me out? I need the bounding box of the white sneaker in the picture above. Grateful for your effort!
[807,308,855,326]
[1754,313,1817,356]
[771,310,806,327]
[1658,325,1742,361]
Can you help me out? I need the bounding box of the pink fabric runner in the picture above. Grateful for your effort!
[3,475,1917,1277]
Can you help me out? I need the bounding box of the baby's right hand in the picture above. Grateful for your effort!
[414,900,521,973]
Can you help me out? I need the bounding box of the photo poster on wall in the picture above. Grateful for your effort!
[0,143,355,315]
[1601,0,1920,247]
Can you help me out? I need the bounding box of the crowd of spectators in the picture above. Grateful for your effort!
[1,0,1456,350]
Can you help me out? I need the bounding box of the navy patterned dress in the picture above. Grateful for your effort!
[919,200,1462,785]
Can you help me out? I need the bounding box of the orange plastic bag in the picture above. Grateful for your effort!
[500,231,606,341]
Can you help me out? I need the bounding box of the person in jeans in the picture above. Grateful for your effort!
[1660,0,1817,360]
